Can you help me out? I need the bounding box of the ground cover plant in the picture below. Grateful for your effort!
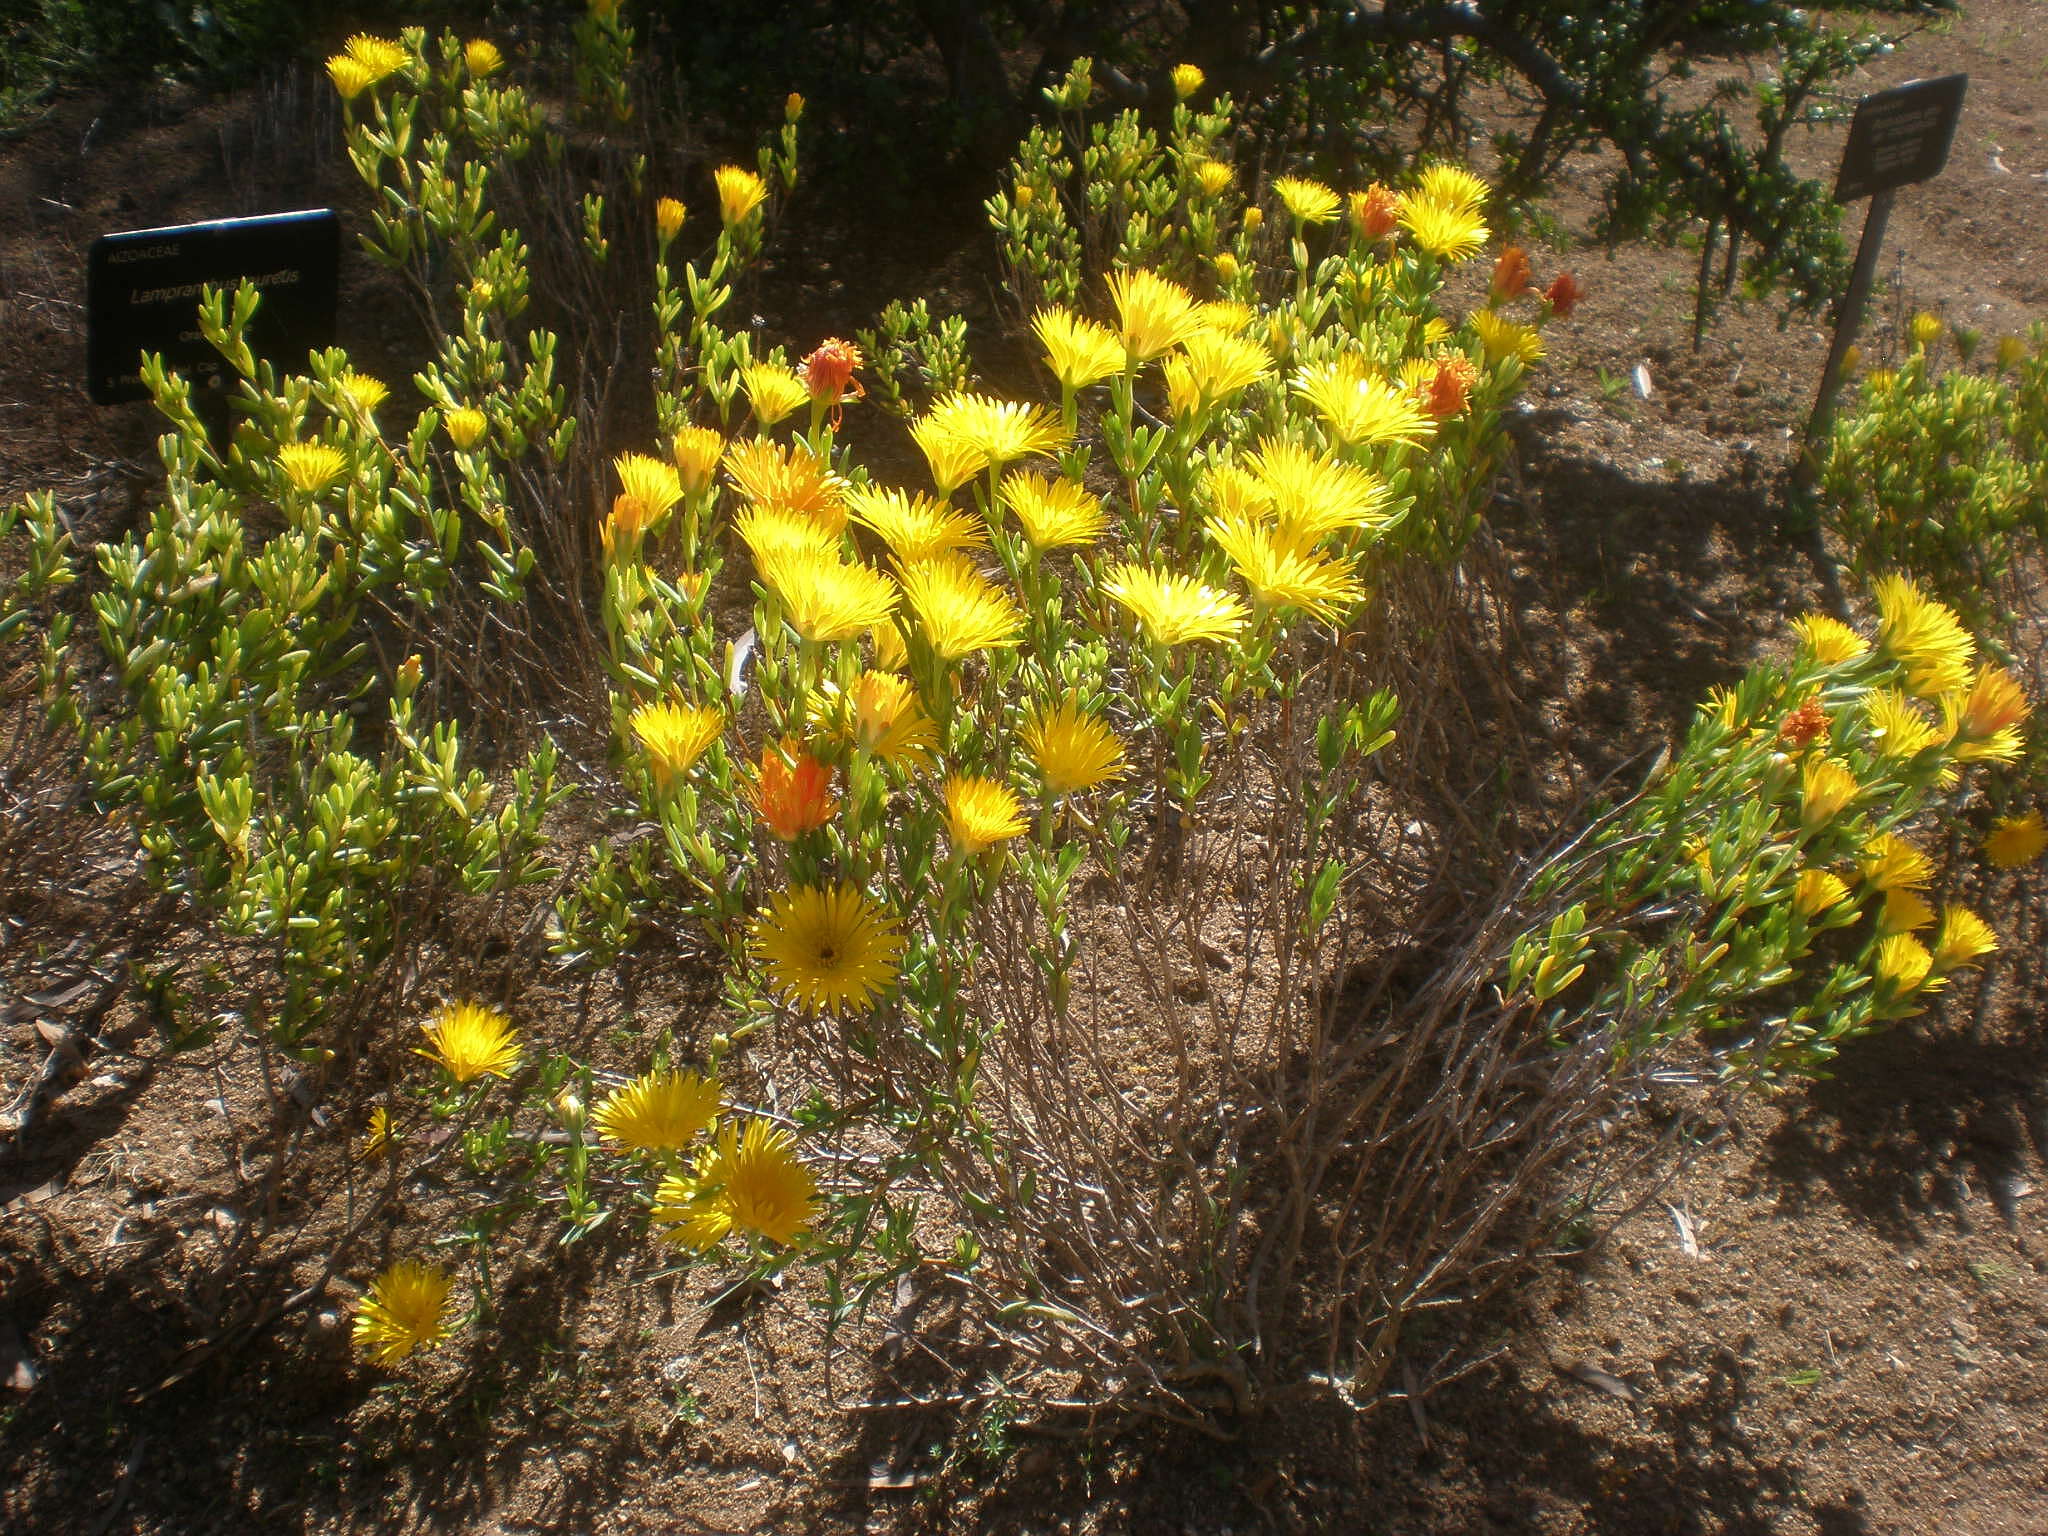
[3,3,2047,1531]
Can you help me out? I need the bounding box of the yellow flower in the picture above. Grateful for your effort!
[1034,308,1125,393]
[1414,162,1490,215]
[1212,251,1241,283]
[1107,268,1202,361]
[1024,700,1126,795]
[654,196,687,242]
[1873,574,1974,698]
[1790,868,1850,919]
[847,484,986,562]
[1865,689,1944,758]
[1799,756,1860,831]
[1162,329,1272,416]
[671,425,725,495]
[1201,461,1276,521]
[353,1260,455,1366]
[714,165,768,226]
[414,1001,522,1083]
[344,33,408,80]
[724,437,845,528]
[362,1106,397,1163]
[1909,310,1943,349]
[1931,905,1997,971]
[1791,613,1868,667]
[750,883,905,1014]
[331,382,387,430]
[1208,513,1364,622]
[326,55,376,100]
[464,38,504,77]
[759,549,901,643]
[615,451,684,530]
[1191,159,1235,198]
[1997,334,2027,370]
[1246,437,1396,540]
[1983,810,2048,868]
[443,407,488,450]
[1470,310,1544,366]
[1858,832,1933,892]
[1942,664,2029,762]
[1002,471,1109,550]
[734,505,838,573]
[1170,63,1206,100]
[1877,888,1936,936]
[1874,934,1935,994]
[1704,684,1742,731]
[925,392,1068,467]
[1272,175,1341,226]
[911,412,990,496]
[1102,563,1249,645]
[894,553,1023,658]
[812,671,937,765]
[1398,196,1489,263]
[653,1119,817,1251]
[945,775,1027,853]
[1291,356,1438,448]
[742,362,810,428]
[278,442,346,494]
[1196,299,1255,334]
[871,621,908,672]
[595,1069,721,1152]
[630,700,724,792]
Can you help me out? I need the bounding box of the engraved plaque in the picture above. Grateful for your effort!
[86,209,340,405]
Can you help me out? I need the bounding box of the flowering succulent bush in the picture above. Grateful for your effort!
[1509,578,2028,1082]
[5,11,2024,1437]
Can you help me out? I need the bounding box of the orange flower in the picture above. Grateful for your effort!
[800,338,865,409]
[1489,245,1533,304]
[752,740,836,840]
[1349,183,1400,241]
[1421,354,1478,418]
[1778,694,1830,750]
[1544,271,1585,320]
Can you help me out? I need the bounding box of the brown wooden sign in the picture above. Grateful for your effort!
[86,209,340,405]
[1833,74,1968,203]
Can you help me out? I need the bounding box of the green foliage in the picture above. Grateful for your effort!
[1821,327,2048,634]
[0,0,374,125]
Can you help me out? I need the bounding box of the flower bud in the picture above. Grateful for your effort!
[555,1091,586,1134]
[654,196,686,243]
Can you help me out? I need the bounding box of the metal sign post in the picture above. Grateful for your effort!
[1791,74,1968,499]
